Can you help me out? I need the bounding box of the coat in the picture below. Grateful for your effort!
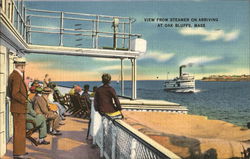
[94,84,121,113]
[33,95,54,118]
[8,70,28,113]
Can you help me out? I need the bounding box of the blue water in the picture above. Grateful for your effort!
[55,80,250,127]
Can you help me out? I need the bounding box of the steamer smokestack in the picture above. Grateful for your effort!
[179,65,186,77]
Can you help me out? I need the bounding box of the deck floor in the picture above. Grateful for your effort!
[3,117,100,159]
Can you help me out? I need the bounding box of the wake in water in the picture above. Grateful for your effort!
[194,89,201,93]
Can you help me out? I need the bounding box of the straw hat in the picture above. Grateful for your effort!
[29,86,36,93]
[42,87,52,94]
[13,57,26,65]
[36,87,43,94]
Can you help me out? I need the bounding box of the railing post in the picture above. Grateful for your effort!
[122,23,125,48]
[23,7,26,41]
[100,117,104,158]
[121,58,124,96]
[59,12,64,46]
[92,20,95,48]
[111,125,117,159]
[95,16,99,49]
[128,18,132,50]
[26,16,31,44]
[131,58,137,99]
[130,138,137,159]
[11,1,14,24]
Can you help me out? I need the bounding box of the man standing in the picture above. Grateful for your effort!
[8,57,29,158]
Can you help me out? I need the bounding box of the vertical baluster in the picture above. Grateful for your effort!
[95,16,99,49]
[111,124,117,159]
[130,138,137,159]
[59,12,64,46]
[100,117,104,158]
[128,18,132,50]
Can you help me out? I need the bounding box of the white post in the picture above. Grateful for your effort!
[131,58,137,99]
[59,12,64,46]
[130,138,137,159]
[111,125,116,159]
[121,58,124,96]
[100,118,104,158]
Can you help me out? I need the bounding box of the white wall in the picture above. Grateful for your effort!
[0,45,7,157]
[0,41,15,157]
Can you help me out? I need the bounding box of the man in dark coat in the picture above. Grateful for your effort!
[8,57,29,158]
[94,73,123,119]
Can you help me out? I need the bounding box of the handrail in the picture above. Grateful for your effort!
[1,0,142,50]
[103,114,171,159]
[26,8,133,20]
[90,102,181,159]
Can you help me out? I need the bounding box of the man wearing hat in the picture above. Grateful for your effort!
[26,87,50,145]
[7,57,29,158]
[33,87,62,135]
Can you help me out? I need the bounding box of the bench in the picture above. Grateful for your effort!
[26,119,39,146]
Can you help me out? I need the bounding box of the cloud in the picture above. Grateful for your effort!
[180,56,222,66]
[179,28,240,42]
[139,51,175,62]
[99,65,130,71]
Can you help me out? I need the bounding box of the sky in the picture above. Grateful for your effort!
[24,0,250,81]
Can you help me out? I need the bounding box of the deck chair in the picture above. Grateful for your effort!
[26,119,39,146]
[53,90,65,106]
[70,94,88,118]
[67,95,79,114]
[63,93,71,108]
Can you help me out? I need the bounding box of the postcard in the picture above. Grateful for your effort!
[0,0,249,158]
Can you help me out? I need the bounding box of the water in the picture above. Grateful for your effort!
[55,80,250,127]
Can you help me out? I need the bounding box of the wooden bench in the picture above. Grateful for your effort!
[26,119,39,146]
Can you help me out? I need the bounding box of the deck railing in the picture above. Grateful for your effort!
[90,103,181,159]
[1,0,141,50]
[0,0,27,40]
[25,8,141,50]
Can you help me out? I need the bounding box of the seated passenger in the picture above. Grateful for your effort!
[69,85,77,95]
[28,86,36,101]
[33,87,62,136]
[48,89,67,121]
[31,80,40,88]
[90,86,97,97]
[74,85,82,95]
[26,100,50,145]
[94,73,123,119]
[81,84,91,112]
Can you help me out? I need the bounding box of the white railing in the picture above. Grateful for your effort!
[90,102,181,159]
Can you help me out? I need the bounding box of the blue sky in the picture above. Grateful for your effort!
[24,0,250,81]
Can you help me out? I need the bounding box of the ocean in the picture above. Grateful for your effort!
[55,80,250,127]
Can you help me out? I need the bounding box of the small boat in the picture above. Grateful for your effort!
[164,65,195,93]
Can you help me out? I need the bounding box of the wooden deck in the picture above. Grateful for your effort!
[3,117,100,159]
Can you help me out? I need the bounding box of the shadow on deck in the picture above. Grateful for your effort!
[3,117,100,159]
